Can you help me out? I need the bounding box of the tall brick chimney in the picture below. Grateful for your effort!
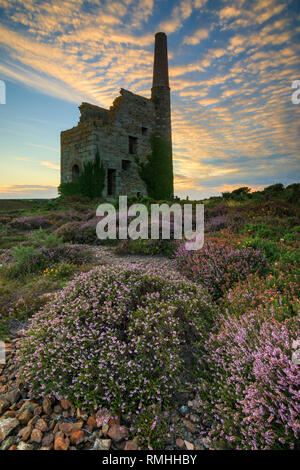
[151,32,172,145]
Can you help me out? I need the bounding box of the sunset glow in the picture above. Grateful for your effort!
[0,0,299,199]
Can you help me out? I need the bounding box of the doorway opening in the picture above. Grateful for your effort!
[107,169,116,196]
[72,164,80,181]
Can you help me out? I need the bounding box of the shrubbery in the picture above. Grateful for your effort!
[115,238,177,257]
[58,150,105,199]
[137,133,173,200]
[17,265,215,440]
[4,244,91,279]
[194,309,300,449]
[175,240,267,299]
[10,216,51,230]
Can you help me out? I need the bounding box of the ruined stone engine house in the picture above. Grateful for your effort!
[60,32,173,198]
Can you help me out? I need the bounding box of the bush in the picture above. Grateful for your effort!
[284,226,300,243]
[137,133,173,200]
[5,245,92,279]
[194,310,300,449]
[58,150,105,199]
[31,228,63,249]
[223,273,299,322]
[115,238,177,257]
[242,237,282,262]
[55,220,100,244]
[10,216,51,230]
[175,240,267,299]
[17,265,215,432]
[55,222,81,243]
[205,215,228,233]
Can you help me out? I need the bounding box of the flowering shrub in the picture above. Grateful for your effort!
[175,240,266,298]
[17,265,215,421]
[227,213,246,233]
[205,205,228,219]
[223,273,299,322]
[5,244,91,278]
[205,215,228,233]
[55,219,99,244]
[76,218,99,244]
[55,221,82,243]
[195,310,300,450]
[41,262,76,280]
[10,216,51,230]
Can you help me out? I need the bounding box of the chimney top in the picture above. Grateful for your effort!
[152,32,169,88]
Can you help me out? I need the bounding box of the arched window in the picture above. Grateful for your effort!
[72,164,80,181]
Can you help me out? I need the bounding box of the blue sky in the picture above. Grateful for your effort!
[0,0,299,199]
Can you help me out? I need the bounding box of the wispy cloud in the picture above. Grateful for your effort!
[183,28,210,45]
[40,161,60,170]
[0,184,57,198]
[26,143,59,152]
[0,0,299,198]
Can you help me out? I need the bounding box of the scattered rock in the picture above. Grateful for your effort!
[175,438,185,449]
[190,414,200,423]
[33,406,42,416]
[60,399,72,410]
[17,442,34,450]
[92,438,111,450]
[108,413,121,427]
[1,435,16,450]
[42,432,54,448]
[87,416,97,432]
[95,409,111,427]
[0,398,10,414]
[59,421,75,435]
[35,418,48,432]
[0,388,21,406]
[102,423,109,435]
[179,405,189,416]
[76,408,88,421]
[70,429,85,445]
[30,428,43,444]
[108,424,128,443]
[18,425,32,442]
[42,397,52,415]
[3,410,16,418]
[0,418,20,442]
[54,436,69,451]
[184,440,194,450]
[18,409,33,426]
[182,418,197,433]
[124,439,139,450]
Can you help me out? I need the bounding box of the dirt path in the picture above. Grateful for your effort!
[87,245,178,272]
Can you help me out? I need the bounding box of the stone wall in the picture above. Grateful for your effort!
[60,88,156,198]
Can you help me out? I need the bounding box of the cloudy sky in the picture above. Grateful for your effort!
[0,0,299,199]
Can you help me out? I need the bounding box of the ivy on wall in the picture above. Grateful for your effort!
[137,133,174,200]
[58,149,105,199]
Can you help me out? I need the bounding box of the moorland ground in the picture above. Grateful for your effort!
[0,183,299,450]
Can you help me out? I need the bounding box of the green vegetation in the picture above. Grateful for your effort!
[58,149,105,199]
[0,182,299,449]
[137,133,174,200]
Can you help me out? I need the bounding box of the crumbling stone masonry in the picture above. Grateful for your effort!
[60,32,173,198]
